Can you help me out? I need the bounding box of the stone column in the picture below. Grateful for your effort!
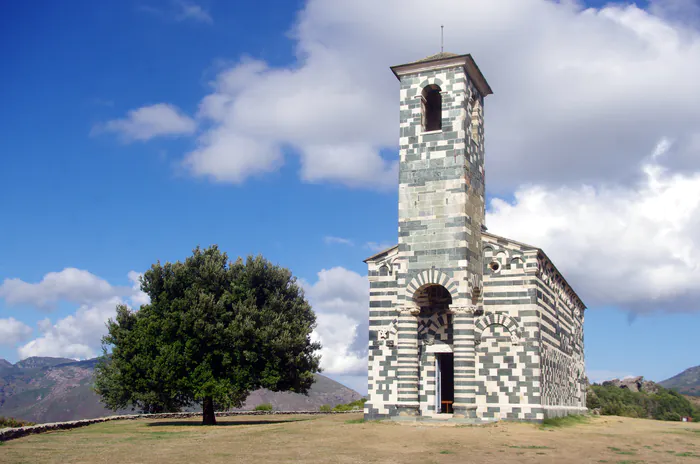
[451,305,478,419]
[395,307,420,416]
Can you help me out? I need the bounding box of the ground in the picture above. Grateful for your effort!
[1,414,698,463]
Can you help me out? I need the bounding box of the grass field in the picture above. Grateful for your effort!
[1,414,699,463]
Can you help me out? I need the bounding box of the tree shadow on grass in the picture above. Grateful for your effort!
[146,418,313,427]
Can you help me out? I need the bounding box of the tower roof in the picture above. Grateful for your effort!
[410,52,460,63]
[391,52,493,97]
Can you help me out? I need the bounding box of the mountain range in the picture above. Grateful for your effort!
[659,365,700,396]
[0,357,362,424]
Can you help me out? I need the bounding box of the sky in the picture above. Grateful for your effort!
[1,0,699,395]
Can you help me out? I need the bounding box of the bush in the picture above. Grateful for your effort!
[0,416,35,428]
[587,384,697,421]
[254,403,273,411]
[319,405,332,412]
[332,398,367,412]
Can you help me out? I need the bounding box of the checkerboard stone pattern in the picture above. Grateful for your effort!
[364,53,586,422]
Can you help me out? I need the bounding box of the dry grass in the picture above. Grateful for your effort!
[1,414,699,463]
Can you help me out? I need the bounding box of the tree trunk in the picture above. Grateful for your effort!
[202,396,216,425]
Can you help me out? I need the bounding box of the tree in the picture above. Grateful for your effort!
[94,246,321,425]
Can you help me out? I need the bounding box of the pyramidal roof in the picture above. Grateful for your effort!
[410,52,460,63]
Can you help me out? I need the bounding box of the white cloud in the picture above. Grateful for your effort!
[0,268,121,310]
[0,318,33,347]
[324,236,354,246]
[18,297,123,359]
[127,271,151,308]
[587,369,637,384]
[302,267,369,375]
[13,270,149,359]
[486,139,700,313]
[365,242,394,253]
[174,0,212,24]
[118,0,690,190]
[96,103,196,142]
[139,1,212,24]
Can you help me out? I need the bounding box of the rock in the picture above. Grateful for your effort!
[601,376,660,394]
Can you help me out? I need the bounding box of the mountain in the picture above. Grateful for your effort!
[0,357,362,424]
[660,365,700,396]
[13,357,76,370]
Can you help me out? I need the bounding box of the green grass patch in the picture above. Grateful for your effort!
[608,447,637,455]
[439,450,453,454]
[676,452,700,457]
[615,461,643,464]
[345,418,365,424]
[541,414,589,428]
[254,403,273,412]
[508,445,551,449]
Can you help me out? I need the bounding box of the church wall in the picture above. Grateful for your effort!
[365,249,400,420]
[478,235,544,420]
[535,254,587,417]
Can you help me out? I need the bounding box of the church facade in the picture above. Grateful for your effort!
[364,53,587,422]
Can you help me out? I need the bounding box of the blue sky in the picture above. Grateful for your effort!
[1,0,699,394]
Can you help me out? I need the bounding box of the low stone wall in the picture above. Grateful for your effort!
[0,409,362,442]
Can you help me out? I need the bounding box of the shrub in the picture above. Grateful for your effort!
[587,384,697,421]
[0,416,36,428]
[319,405,332,412]
[254,403,273,412]
[332,398,367,412]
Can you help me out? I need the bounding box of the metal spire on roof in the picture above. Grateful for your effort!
[441,25,444,53]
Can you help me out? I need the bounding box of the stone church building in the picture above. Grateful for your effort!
[364,52,587,422]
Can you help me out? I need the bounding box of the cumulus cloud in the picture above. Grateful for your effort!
[486,139,700,313]
[126,0,693,191]
[0,318,33,347]
[302,267,368,375]
[2,269,149,358]
[95,103,196,142]
[0,268,122,310]
[18,297,124,359]
[127,271,151,308]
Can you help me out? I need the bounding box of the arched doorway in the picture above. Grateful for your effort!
[413,284,454,415]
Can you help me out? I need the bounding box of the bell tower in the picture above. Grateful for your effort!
[390,52,492,418]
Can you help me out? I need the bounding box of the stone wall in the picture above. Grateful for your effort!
[478,234,544,421]
[365,245,400,419]
[535,252,587,417]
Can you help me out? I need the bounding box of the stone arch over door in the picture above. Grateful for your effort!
[474,313,521,345]
[405,270,459,308]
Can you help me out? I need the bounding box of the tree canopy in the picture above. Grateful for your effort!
[94,246,321,424]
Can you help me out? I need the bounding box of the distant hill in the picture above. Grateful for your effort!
[660,365,700,396]
[0,357,362,424]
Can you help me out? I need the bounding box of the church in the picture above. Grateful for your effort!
[364,52,587,422]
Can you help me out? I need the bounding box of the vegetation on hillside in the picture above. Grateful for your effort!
[319,398,367,412]
[0,416,35,428]
[587,384,700,421]
[94,246,321,425]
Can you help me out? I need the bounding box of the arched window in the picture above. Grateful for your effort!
[378,265,390,276]
[421,84,442,132]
